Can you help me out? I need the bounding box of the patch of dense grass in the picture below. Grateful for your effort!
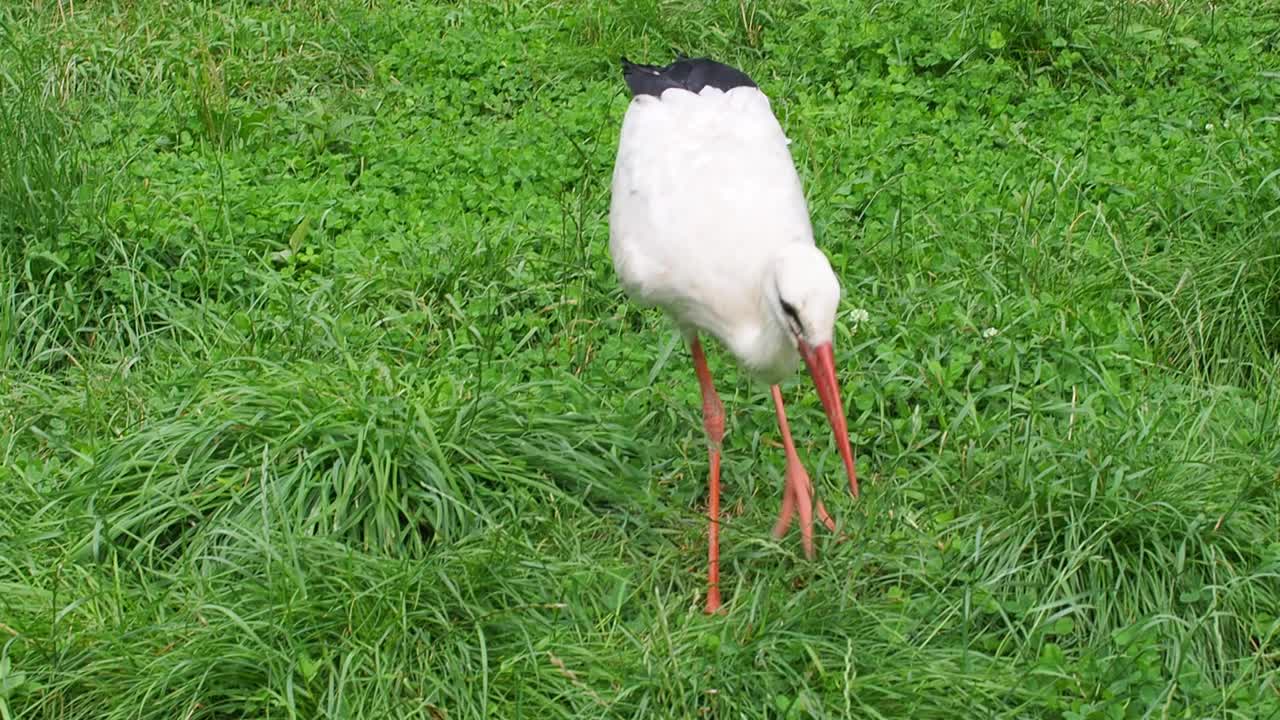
[2,0,1279,718]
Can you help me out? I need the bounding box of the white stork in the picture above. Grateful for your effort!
[608,57,860,613]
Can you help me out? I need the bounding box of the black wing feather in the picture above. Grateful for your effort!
[620,56,757,98]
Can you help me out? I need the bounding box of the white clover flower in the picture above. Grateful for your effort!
[1205,122,1214,131]
[849,308,870,325]
[982,327,1000,339]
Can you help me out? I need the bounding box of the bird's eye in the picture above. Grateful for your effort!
[779,299,803,336]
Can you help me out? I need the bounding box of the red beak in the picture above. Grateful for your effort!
[800,341,859,497]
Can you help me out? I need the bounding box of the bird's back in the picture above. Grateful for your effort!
[609,58,814,337]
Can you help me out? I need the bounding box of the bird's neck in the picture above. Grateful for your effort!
[725,274,797,384]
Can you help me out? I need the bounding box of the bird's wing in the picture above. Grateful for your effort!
[621,57,758,98]
[608,86,814,319]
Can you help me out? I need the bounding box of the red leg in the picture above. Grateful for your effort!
[691,337,725,613]
[769,385,837,559]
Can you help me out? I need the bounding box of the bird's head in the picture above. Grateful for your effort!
[767,243,860,496]
[769,243,841,348]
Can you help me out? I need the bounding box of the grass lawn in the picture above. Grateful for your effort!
[2,0,1279,717]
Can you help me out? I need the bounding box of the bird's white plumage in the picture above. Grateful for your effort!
[610,85,835,382]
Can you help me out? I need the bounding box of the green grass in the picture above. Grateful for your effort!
[2,0,1280,717]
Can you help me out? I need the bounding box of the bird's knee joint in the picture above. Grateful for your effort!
[703,402,726,444]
